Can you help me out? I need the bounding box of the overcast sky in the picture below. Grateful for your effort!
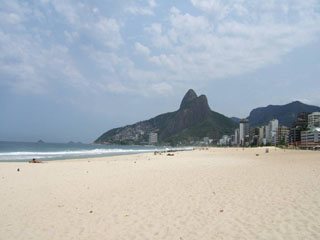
[1,0,320,143]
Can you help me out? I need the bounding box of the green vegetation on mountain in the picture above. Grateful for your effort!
[248,101,320,127]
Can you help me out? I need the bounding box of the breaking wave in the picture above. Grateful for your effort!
[0,146,192,162]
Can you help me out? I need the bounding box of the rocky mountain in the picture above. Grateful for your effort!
[95,89,237,145]
[248,101,320,127]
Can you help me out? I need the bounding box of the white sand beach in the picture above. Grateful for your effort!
[1,147,320,240]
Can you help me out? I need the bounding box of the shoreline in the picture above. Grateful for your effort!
[2,145,319,162]
[0,142,194,163]
[1,145,318,164]
[0,147,195,164]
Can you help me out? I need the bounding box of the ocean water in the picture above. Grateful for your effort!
[0,141,191,162]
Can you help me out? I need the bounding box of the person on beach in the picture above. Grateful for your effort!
[29,158,41,163]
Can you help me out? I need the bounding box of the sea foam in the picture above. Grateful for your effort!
[0,146,192,161]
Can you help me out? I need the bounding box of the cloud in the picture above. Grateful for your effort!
[150,54,177,71]
[144,1,320,82]
[125,6,153,15]
[1,0,320,100]
[0,25,87,95]
[0,12,21,25]
[135,42,150,56]
[170,7,210,32]
[64,30,78,43]
[190,0,223,13]
[49,1,123,48]
[83,46,163,97]
[0,0,124,97]
[50,1,79,24]
[124,0,158,15]
[89,17,123,48]
[148,0,157,8]
[104,81,133,94]
[151,82,173,95]
[145,23,171,48]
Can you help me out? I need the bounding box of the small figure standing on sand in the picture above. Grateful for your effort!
[29,158,42,163]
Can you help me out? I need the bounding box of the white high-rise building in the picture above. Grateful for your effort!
[148,133,158,144]
[265,119,279,145]
[265,124,271,143]
[276,125,289,145]
[308,112,320,128]
[219,135,230,146]
[258,126,265,144]
[234,128,240,145]
[203,137,210,145]
[269,119,279,145]
[239,119,249,146]
[301,127,320,148]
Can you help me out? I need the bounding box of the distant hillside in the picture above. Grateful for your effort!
[230,117,240,123]
[248,101,320,127]
[95,89,237,145]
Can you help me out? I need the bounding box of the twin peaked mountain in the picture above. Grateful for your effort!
[95,89,237,145]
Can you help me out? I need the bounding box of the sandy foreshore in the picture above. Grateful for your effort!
[1,147,320,240]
